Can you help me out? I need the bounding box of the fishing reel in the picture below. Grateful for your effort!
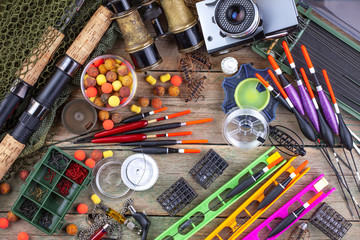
[110,0,204,72]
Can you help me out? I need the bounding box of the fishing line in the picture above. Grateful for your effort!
[342,147,360,192]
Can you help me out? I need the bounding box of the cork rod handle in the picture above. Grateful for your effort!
[66,6,113,65]
[19,27,64,86]
[0,134,25,180]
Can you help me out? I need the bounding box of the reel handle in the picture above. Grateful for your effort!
[20,27,64,86]
[66,6,113,65]
[0,134,25,180]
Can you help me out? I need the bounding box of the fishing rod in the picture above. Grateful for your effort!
[0,4,114,180]
[0,0,86,128]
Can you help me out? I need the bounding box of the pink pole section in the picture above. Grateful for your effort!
[243,174,335,240]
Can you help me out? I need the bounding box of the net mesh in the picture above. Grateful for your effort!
[0,0,126,179]
[0,0,200,179]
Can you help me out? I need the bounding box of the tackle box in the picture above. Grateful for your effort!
[12,146,92,234]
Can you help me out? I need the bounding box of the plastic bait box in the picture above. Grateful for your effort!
[12,146,92,234]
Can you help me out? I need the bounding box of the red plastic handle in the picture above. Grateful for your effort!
[92,134,147,143]
[94,120,148,138]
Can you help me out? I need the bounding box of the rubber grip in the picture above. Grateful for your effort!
[0,134,26,180]
[301,45,314,69]
[282,41,294,64]
[0,93,22,127]
[19,26,64,86]
[94,120,148,138]
[66,6,113,65]
[92,134,147,143]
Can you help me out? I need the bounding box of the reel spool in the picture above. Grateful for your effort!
[121,153,159,191]
[223,108,269,149]
[91,157,132,202]
[61,99,97,135]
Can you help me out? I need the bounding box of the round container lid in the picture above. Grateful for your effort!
[221,57,238,75]
[234,78,270,111]
[121,153,158,191]
[223,108,269,149]
[61,99,97,135]
[91,157,131,202]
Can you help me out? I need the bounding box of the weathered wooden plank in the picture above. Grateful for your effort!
[3,24,360,240]
[1,214,360,240]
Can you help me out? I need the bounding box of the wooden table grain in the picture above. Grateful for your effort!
[2,35,360,240]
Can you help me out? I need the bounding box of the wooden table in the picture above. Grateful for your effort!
[3,35,360,240]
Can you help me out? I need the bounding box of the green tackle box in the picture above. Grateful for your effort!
[11,146,92,235]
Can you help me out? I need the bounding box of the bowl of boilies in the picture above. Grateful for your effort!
[80,54,137,111]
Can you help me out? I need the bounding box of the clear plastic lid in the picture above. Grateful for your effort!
[222,108,269,149]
